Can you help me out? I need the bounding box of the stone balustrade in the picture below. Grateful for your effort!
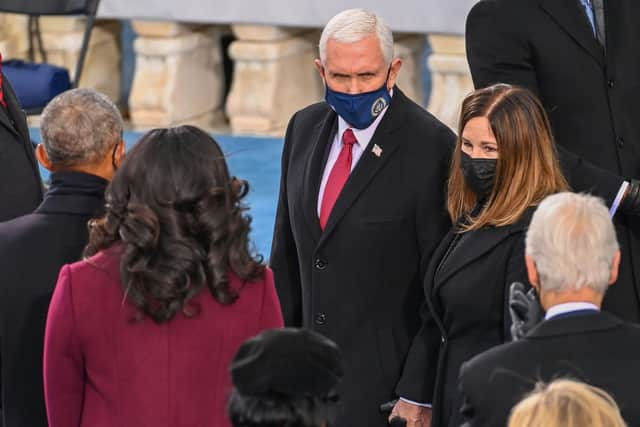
[0,14,473,135]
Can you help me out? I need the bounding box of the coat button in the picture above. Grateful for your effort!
[608,79,615,89]
[315,312,327,325]
[314,258,327,270]
[617,137,624,148]
[441,336,446,344]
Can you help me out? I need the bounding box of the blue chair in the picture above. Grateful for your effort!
[0,0,100,115]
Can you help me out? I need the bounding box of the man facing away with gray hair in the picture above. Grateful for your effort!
[270,8,456,427]
[457,192,640,427]
[0,88,124,427]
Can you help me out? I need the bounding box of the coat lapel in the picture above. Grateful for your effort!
[433,208,534,293]
[302,108,337,244]
[317,88,407,248]
[539,0,605,66]
[424,229,456,314]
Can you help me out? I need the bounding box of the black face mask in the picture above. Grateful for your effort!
[460,152,497,200]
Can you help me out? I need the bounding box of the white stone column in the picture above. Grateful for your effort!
[129,21,225,128]
[39,17,122,101]
[393,34,426,106]
[426,34,474,131]
[226,25,323,136]
[0,13,29,59]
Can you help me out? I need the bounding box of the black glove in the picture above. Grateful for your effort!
[389,417,407,427]
[509,282,544,341]
[620,179,640,216]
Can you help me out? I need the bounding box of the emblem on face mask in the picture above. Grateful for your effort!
[371,97,388,116]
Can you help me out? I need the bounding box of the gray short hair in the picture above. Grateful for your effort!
[41,88,123,166]
[319,9,394,66]
[526,192,619,294]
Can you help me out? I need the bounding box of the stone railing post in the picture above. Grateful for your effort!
[393,34,426,106]
[226,25,323,136]
[129,21,225,128]
[426,34,474,131]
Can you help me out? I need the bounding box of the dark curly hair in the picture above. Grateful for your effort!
[85,125,265,323]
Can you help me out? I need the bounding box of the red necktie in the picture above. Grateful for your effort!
[0,52,6,108]
[319,128,358,230]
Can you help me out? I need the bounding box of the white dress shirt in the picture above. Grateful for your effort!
[544,302,600,320]
[317,95,392,216]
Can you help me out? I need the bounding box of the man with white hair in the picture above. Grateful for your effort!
[270,8,455,427]
[457,192,640,427]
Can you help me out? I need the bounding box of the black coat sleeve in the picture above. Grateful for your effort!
[269,113,303,327]
[0,76,43,221]
[466,0,623,207]
[395,124,455,403]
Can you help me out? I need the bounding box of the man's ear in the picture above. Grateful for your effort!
[314,59,326,82]
[386,58,403,90]
[116,140,126,163]
[525,255,540,290]
[36,144,55,171]
[609,250,621,286]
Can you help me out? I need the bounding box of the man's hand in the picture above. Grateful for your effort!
[509,282,544,340]
[389,400,432,427]
[621,179,640,216]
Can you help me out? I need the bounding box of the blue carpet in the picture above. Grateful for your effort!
[30,129,283,260]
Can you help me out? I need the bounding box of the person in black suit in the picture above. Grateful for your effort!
[269,9,455,427]
[466,0,640,322]
[393,85,569,427]
[0,67,43,221]
[0,88,124,427]
[459,192,640,427]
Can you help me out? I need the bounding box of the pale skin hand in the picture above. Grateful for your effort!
[389,400,432,427]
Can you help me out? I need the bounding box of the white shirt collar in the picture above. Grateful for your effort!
[544,302,600,320]
[336,89,393,149]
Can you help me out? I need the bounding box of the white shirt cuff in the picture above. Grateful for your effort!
[609,181,630,218]
[399,397,432,408]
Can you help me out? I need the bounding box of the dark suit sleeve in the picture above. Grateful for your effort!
[0,77,43,222]
[466,1,540,94]
[556,145,622,206]
[466,1,623,207]
[259,268,285,330]
[395,301,442,402]
[416,125,455,280]
[395,124,455,403]
[269,113,303,326]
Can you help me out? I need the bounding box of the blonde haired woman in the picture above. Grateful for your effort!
[509,379,627,427]
[394,84,568,427]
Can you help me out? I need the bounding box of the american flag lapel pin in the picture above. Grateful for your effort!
[372,144,383,157]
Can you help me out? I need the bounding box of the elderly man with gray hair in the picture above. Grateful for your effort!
[270,8,455,427]
[457,192,640,427]
[0,88,124,427]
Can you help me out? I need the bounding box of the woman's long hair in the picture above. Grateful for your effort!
[448,84,569,230]
[85,125,265,323]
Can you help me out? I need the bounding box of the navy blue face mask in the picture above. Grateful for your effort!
[325,72,392,129]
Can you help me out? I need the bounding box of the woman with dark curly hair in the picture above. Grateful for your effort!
[43,125,284,427]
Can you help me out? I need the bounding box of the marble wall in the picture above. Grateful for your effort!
[0,15,473,135]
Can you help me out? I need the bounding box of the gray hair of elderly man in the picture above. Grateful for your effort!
[40,88,123,167]
[525,192,619,294]
[318,8,394,66]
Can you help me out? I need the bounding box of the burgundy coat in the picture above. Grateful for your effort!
[44,247,283,427]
